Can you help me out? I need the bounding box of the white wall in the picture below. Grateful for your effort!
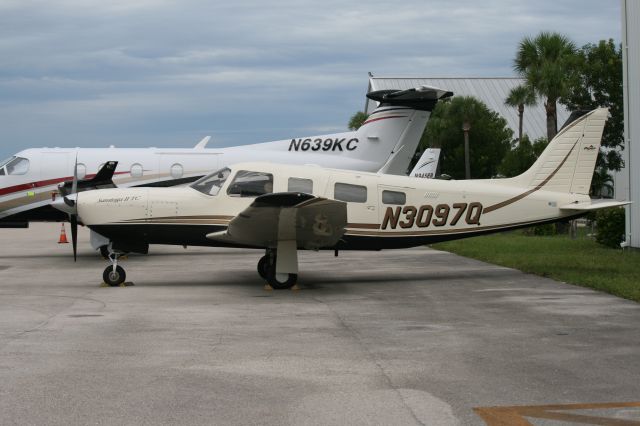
[622,0,640,247]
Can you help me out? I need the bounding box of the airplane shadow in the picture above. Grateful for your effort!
[132,267,520,293]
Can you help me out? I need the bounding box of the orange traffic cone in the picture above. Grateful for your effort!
[58,223,69,244]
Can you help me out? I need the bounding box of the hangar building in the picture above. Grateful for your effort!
[364,76,570,142]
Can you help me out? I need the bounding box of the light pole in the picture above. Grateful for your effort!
[462,120,471,179]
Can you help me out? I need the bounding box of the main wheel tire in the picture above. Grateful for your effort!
[257,255,269,279]
[103,265,126,287]
[266,271,297,290]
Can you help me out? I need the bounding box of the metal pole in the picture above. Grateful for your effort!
[463,128,471,179]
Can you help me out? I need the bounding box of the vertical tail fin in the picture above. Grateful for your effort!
[358,86,452,175]
[507,108,609,194]
[409,148,441,178]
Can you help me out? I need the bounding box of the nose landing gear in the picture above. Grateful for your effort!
[102,251,127,287]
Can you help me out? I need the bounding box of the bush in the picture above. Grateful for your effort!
[595,207,626,248]
[522,223,556,236]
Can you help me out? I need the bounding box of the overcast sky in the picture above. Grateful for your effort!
[0,0,621,160]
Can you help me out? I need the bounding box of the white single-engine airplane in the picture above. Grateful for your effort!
[54,107,627,289]
[1,86,451,228]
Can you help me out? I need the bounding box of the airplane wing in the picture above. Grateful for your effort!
[206,192,347,249]
[559,200,631,211]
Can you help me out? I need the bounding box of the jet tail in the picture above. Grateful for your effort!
[360,86,452,175]
[408,148,441,178]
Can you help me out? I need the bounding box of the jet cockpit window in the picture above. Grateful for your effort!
[190,167,231,196]
[0,156,16,168]
[5,157,30,175]
[227,171,273,197]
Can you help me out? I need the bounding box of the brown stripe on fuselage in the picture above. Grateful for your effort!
[344,217,573,237]
[120,215,234,225]
[483,137,581,214]
[346,223,380,229]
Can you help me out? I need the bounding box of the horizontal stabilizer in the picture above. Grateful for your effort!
[206,192,347,249]
[559,200,631,211]
[367,86,453,111]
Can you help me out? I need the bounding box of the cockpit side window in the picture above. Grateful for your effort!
[227,171,273,197]
[5,157,30,175]
[190,167,231,196]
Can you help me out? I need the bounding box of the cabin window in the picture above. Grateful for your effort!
[288,177,313,194]
[190,167,231,196]
[130,163,143,178]
[334,182,367,203]
[76,163,87,179]
[227,171,273,197]
[5,157,29,175]
[170,163,183,179]
[382,190,406,205]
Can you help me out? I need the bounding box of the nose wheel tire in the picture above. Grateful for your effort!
[266,271,297,290]
[103,265,126,287]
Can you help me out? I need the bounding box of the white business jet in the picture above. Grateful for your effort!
[0,86,451,227]
[55,107,627,289]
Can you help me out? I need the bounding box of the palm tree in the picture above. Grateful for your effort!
[505,84,536,142]
[514,32,576,141]
[449,96,482,179]
[590,167,614,198]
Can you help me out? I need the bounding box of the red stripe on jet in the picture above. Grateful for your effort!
[0,172,129,197]
[361,115,408,126]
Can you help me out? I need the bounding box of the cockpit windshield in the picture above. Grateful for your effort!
[190,167,231,196]
[0,156,15,168]
[0,156,29,175]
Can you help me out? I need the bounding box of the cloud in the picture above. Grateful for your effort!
[0,0,621,158]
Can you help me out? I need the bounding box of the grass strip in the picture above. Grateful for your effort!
[433,232,640,302]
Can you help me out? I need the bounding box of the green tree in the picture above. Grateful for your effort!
[590,167,614,198]
[504,84,536,142]
[421,97,512,179]
[498,135,548,177]
[562,39,624,173]
[348,111,368,130]
[514,32,577,141]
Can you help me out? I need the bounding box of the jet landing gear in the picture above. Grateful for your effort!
[258,249,297,290]
[102,251,127,287]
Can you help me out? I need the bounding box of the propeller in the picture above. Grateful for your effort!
[63,154,79,261]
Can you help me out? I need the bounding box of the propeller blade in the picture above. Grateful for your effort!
[71,154,78,196]
[70,214,78,262]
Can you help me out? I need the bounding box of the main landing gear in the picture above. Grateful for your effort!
[257,249,297,290]
[102,251,127,286]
